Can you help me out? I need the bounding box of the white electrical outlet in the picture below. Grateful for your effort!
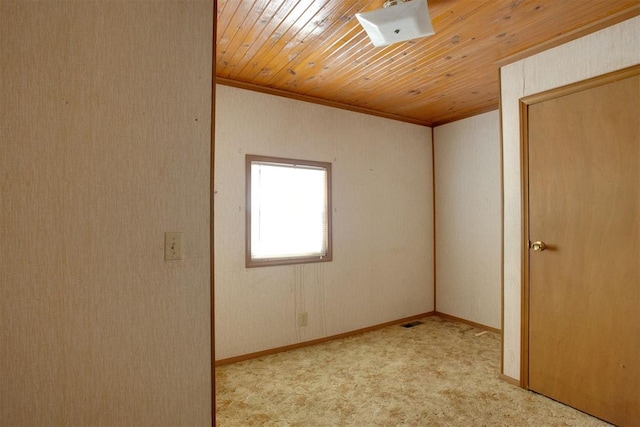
[164,232,183,260]
[298,312,308,327]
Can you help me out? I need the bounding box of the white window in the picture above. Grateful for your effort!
[246,155,332,268]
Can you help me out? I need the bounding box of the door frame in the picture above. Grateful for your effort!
[518,64,640,389]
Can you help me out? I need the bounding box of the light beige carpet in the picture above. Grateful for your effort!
[216,316,610,426]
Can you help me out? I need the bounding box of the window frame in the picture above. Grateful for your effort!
[245,154,333,268]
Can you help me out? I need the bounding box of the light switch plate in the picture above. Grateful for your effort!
[164,232,183,260]
[298,312,308,327]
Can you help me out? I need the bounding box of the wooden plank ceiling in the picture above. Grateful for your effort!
[216,0,639,127]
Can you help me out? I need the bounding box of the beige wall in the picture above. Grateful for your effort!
[501,16,640,380]
[0,2,213,425]
[215,85,434,360]
[434,111,501,329]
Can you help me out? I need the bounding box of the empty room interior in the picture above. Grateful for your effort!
[1,1,638,426]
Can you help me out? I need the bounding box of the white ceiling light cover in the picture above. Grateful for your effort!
[356,0,434,47]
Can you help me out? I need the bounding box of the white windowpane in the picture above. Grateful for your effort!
[247,156,331,267]
[251,162,327,260]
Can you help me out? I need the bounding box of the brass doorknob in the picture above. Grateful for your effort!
[531,241,546,251]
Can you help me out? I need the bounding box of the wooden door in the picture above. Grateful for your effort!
[524,68,639,426]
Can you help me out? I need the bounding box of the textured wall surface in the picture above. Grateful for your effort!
[500,16,640,380]
[215,85,434,360]
[434,111,501,329]
[0,2,213,425]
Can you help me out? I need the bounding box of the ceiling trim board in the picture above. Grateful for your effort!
[216,77,434,127]
[431,105,500,128]
[495,4,640,68]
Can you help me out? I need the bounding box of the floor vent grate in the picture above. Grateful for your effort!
[401,321,424,328]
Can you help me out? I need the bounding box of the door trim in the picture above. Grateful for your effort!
[518,64,640,389]
[211,1,218,425]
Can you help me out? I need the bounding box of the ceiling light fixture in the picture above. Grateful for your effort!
[356,0,435,47]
